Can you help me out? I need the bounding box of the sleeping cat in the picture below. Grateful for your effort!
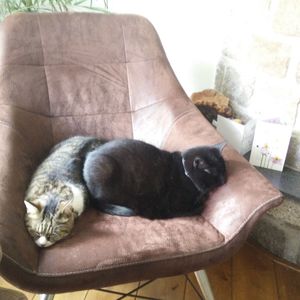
[83,139,227,219]
[24,136,105,247]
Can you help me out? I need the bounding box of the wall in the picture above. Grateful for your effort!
[93,0,300,171]
[102,0,229,96]
[214,0,300,171]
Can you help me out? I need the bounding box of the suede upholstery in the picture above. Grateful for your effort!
[0,13,282,293]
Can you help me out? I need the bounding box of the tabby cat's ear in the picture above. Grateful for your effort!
[59,199,73,212]
[24,200,40,214]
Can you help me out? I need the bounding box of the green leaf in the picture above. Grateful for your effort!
[76,5,109,13]
[73,0,87,5]
[1,0,110,20]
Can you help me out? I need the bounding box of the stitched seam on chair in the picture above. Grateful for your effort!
[1,195,281,277]
[159,109,196,148]
[36,15,53,265]
[224,192,283,241]
[0,121,33,162]
[0,120,33,165]
[49,96,186,117]
[201,217,225,242]
[0,104,51,117]
[1,58,160,67]
[0,103,132,118]
[121,23,134,139]
[1,253,38,275]
[132,96,181,113]
[0,120,26,141]
[37,15,54,145]
[0,101,184,119]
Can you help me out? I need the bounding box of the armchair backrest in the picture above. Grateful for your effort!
[0,13,198,274]
[0,13,190,149]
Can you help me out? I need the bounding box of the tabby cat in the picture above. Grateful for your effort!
[83,139,227,219]
[24,136,105,247]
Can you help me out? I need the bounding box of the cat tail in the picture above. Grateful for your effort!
[100,203,136,217]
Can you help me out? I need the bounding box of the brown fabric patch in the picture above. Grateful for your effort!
[38,209,224,275]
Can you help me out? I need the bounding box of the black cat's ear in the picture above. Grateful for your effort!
[213,141,226,153]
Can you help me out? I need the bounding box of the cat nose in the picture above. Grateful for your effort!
[36,236,47,247]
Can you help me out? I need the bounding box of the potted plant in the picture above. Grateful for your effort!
[0,0,109,21]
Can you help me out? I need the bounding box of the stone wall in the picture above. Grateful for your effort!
[250,195,300,265]
[215,0,300,170]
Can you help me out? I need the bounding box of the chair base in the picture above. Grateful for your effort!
[39,273,208,300]
[97,274,205,300]
[98,279,161,300]
[39,295,54,300]
[195,270,214,300]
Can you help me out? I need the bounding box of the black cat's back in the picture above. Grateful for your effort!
[83,139,171,200]
[83,138,227,219]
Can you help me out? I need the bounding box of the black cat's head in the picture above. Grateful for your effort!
[181,142,227,193]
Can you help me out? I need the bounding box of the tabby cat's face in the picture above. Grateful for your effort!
[24,186,77,247]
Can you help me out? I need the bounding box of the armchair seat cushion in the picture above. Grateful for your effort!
[39,211,224,276]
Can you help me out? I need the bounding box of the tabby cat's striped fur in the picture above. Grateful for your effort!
[24,136,105,247]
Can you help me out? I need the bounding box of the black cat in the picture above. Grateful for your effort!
[83,139,227,219]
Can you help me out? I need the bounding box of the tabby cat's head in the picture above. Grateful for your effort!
[24,183,80,247]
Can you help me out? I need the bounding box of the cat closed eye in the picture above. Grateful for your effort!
[203,168,211,174]
[57,213,69,221]
[193,157,205,169]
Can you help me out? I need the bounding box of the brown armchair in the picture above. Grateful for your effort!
[0,13,282,299]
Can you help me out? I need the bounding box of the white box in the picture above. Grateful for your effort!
[249,121,292,172]
[214,115,256,155]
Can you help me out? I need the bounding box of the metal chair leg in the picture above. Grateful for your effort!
[185,274,204,299]
[39,294,55,300]
[98,279,161,300]
[194,270,215,300]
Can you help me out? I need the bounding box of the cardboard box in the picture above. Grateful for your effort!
[214,115,256,155]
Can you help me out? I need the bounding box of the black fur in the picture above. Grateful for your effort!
[83,139,226,219]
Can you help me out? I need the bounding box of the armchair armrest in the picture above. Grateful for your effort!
[160,104,283,242]
[0,106,53,276]
[0,121,39,273]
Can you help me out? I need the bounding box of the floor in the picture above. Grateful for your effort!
[0,243,299,300]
